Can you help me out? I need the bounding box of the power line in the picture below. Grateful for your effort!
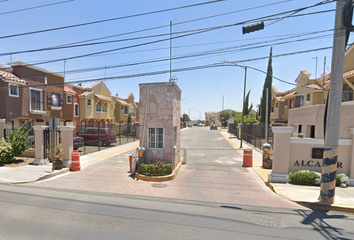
[0,8,335,61]
[0,0,75,16]
[0,0,227,40]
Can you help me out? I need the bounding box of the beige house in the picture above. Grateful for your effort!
[112,92,139,123]
[78,81,115,128]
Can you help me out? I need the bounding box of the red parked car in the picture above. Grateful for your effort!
[210,124,217,130]
[76,127,117,146]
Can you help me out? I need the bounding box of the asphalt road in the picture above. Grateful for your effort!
[1,184,354,240]
[2,127,354,239]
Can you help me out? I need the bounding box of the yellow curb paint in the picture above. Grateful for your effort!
[135,160,183,182]
[84,143,139,165]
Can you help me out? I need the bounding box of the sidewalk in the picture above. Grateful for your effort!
[0,141,139,184]
[219,130,354,213]
[1,130,354,213]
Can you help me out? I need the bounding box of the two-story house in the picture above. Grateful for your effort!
[9,61,73,126]
[0,66,28,130]
[112,93,139,123]
[78,81,115,128]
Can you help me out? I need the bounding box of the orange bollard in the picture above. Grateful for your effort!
[243,149,253,167]
[71,150,81,171]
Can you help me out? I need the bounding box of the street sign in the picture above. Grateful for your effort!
[49,116,58,130]
[228,119,234,124]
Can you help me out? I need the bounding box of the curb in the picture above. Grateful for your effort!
[220,130,354,213]
[135,160,183,182]
[11,168,70,185]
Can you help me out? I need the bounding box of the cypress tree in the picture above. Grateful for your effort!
[243,90,253,115]
[260,47,273,124]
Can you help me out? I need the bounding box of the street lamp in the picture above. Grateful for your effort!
[196,110,201,120]
[220,60,247,148]
[189,107,195,120]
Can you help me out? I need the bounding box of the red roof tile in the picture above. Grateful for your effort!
[64,86,77,94]
[0,70,26,84]
[95,94,113,102]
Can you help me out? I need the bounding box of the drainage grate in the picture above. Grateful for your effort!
[152,183,168,188]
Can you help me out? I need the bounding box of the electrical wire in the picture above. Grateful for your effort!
[0,0,227,40]
[0,0,75,16]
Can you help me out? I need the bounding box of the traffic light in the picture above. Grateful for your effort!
[242,22,264,34]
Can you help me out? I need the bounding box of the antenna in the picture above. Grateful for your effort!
[169,21,172,82]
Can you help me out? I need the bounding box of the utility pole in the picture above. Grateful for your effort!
[319,0,347,205]
[265,88,269,143]
[240,66,247,148]
[169,21,172,82]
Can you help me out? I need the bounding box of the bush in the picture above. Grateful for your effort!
[289,170,319,186]
[0,138,14,163]
[139,163,172,176]
[9,123,30,157]
[289,170,350,188]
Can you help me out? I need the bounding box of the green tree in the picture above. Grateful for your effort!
[181,113,191,122]
[243,90,253,116]
[9,122,30,157]
[127,113,132,134]
[218,110,235,128]
[260,47,273,124]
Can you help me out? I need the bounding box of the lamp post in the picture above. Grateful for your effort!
[189,107,195,120]
[196,110,201,120]
[220,60,247,148]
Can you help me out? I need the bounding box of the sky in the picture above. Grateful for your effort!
[0,0,350,120]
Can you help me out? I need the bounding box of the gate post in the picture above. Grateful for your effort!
[0,119,5,139]
[268,127,293,183]
[32,126,49,165]
[59,126,75,162]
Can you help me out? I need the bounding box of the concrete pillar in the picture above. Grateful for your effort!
[59,126,75,161]
[0,119,5,139]
[269,127,293,183]
[349,128,354,186]
[32,126,48,165]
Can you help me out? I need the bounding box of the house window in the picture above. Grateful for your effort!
[124,106,128,115]
[102,103,107,112]
[285,100,288,107]
[271,106,274,113]
[105,121,108,128]
[295,95,304,108]
[96,102,101,112]
[121,106,124,111]
[110,104,113,110]
[88,121,93,127]
[275,102,278,108]
[81,121,86,129]
[30,88,44,111]
[88,99,91,107]
[343,84,353,102]
[306,94,310,102]
[67,95,72,104]
[99,121,103,127]
[9,84,19,97]
[51,93,60,107]
[74,103,79,117]
[148,127,164,149]
[289,99,294,109]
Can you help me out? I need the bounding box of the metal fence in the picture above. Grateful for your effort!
[228,123,275,150]
[74,122,139,156]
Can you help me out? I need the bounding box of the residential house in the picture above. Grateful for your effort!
[0,66,28,129]
[112,93,139,123]
[9,61,74,127]
[77,81,115,129]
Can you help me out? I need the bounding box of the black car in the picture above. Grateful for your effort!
[73,134,84,150]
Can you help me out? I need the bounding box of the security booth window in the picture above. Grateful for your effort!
[148,127,164,149]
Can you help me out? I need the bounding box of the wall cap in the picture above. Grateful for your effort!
[32,126,48,130]
[58,126,76,131]
[290,138,351,146]
[272,127,293,133]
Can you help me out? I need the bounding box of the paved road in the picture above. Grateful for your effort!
[27,127,301,210]
[1,184,354,240]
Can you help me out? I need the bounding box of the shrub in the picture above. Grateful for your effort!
[139,163,172,176]
[289,170,320,186]
[289,170,350,188]
[0,138,14,163]
[9,123,30,157]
